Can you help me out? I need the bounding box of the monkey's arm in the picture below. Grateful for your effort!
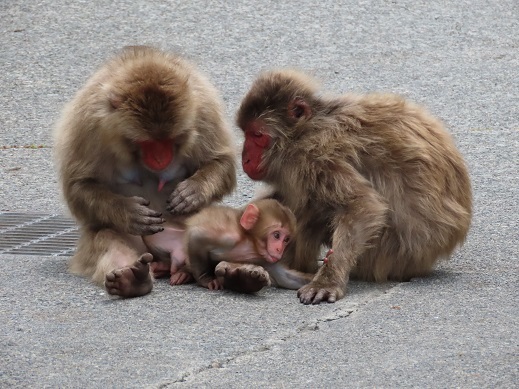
[64,179,164,235]
[186,226,241,288]
[264,263,314,290]
[298,167,388,304]
[167,106,237,215]
[168,153,236,214]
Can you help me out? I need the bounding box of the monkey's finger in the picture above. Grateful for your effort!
[165,196,182,211]
[168,184,203,209]
[128,222,163,235]
[134,215,166,225]
[298,287,318,305]
[128,216,165,234]
[139,225,165,235]
[313,289,331,305]
[169,196,204,214]
[135,206,163,218]
[131,196,151,206]
[167,192,192,209]
[167,201,192,214]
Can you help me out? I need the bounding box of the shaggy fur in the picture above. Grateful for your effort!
[54,46,236,296]
[237,69,472,304]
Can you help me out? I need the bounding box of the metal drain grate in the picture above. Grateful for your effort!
[0,213,79,256]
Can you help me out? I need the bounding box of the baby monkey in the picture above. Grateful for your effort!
[185,199,313,292]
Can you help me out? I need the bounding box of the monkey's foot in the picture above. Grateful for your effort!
[195,274,223,290]
[170,271,194,286]
[150,261,170,278]
[297,282,345,305]
[207,278,224,290]
[105,253,153,298]
[215,262,270,294]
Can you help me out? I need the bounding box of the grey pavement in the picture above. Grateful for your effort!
[0,0,517,388]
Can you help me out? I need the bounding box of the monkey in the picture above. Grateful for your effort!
[142,224,193,286]
[185,198,314,293]
[236,69,472,304]
[53,46,237,298]
[139,198,312,293]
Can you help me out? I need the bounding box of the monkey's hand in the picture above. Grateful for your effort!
[167,179,208,214]
[124,196,166,235]
[297,280,345,305]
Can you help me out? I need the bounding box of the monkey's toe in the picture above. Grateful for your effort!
[207,279,223,290]
[170,271,194,285]
[214,261,232,277]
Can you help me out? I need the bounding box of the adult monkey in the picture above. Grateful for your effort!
[54,46,236,298]
[236,69,472,304]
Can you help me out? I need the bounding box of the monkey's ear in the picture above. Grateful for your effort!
[108,93,123,109]
[288,98,312,121]
[240,204,260,230]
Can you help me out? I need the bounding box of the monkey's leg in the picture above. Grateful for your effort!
[215,261,270,293]
[168,237,194,286]
[83,229,154,298]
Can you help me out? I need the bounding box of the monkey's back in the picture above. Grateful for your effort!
[277,92,472,280]
[337,93,472,280]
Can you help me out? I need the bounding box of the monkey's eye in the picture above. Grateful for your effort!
[284,237,290,244]
[273,231,281,240]
[253,131,263,138]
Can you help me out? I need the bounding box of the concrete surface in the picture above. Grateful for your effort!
[0,0,517,387]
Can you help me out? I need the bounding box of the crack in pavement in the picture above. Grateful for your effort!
[156,282,399,387]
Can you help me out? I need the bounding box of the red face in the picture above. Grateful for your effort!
[138,139,174,171]
[242,121,271,180]
[259,226,291,263]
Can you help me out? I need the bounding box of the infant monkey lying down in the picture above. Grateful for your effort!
[147,199,314,293]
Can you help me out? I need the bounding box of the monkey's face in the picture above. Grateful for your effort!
[238,70,316,181]
[241,120,271,180]
[256,224,291,263]
[105,82,196,172]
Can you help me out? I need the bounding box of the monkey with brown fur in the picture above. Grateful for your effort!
[53,46,237,298]
[185,198,313,293]
[236,69,472,304]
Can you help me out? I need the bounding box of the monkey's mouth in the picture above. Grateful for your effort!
[242,159,265,180]
[265,254,281,263]
[138,139,174,171]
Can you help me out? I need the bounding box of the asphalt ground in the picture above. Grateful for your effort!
[0,1,517,387]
